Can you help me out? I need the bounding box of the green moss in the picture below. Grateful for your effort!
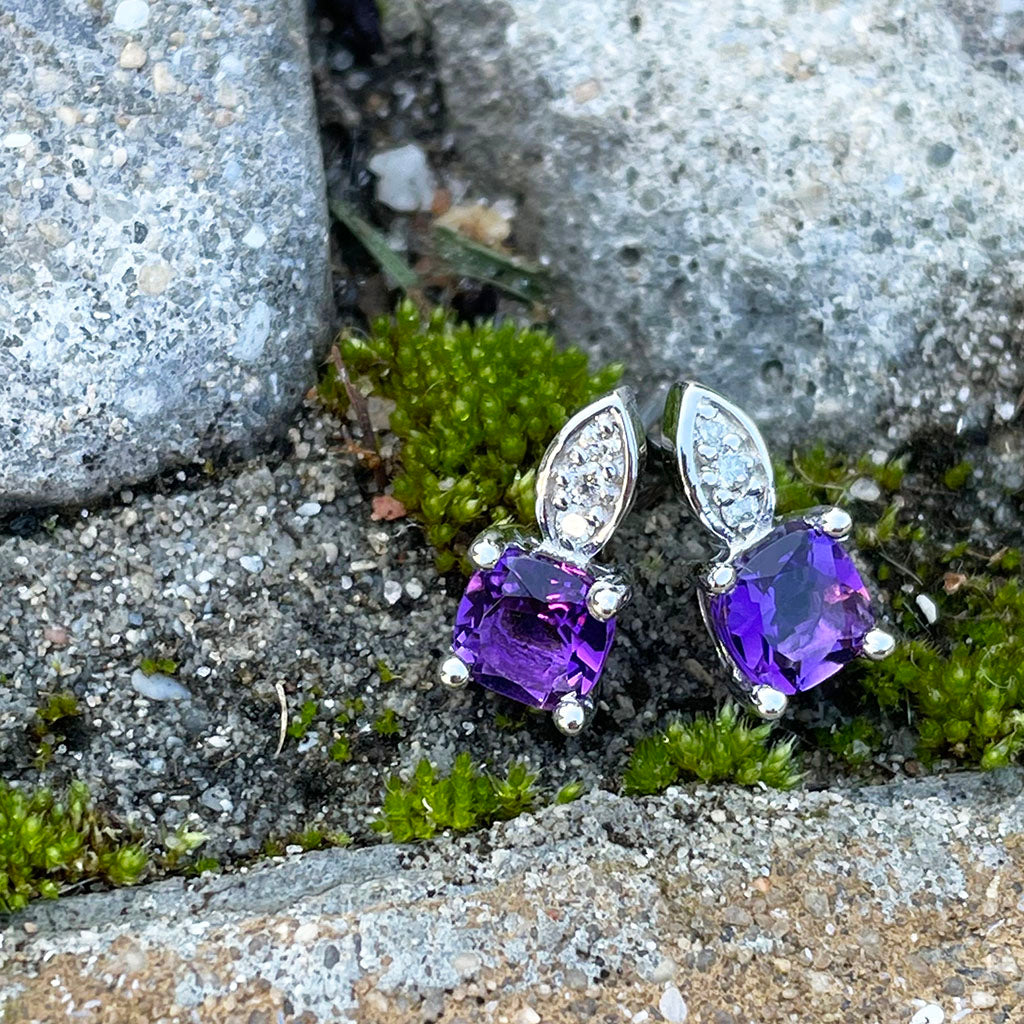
[373,753,538,842]
[0,779,146,913]
[160,824,208,870]
[262,828,351,857]
[554,780,585,804]
[287,699,319,740]
[494,710,527,732]
[943,460,973,490]
[376,659,398,684]
[319,302,622,570]
[139,657,178,676]
[372,708,402,737]
[861,564,1024,768]
[31,691,82,768]
[815,717,883,768]
[622,704,803,796]
[773,443,906,516]
[328,737,352,763]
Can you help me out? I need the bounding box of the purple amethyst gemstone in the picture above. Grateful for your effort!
[710,521,875,695]
[452,546,615,710]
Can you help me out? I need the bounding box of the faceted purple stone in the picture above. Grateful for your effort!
[709,521,875,695]
[452,547,616,710]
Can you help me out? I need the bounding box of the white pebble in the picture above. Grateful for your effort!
[2,132,31,149]
[516,1009,540,1024]
[367,143,436,212]
[916,593,939,625]
[659,986,688,1024]
[405,578,424,600]
[113,0,149,31]
[296,501,321,517]
[971,992,996,1009]
[131,669,190,701]
[241,224,268,249]
[909,1006,944,1024]
[119,41,147,69]
[239,554,264,574]
[383,580,403,605]
[849,477,881,502]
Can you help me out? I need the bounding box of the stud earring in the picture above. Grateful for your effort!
[661,381,895,719]
[439,387,646,736]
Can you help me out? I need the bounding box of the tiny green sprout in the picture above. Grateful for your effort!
[139,657,178,677]
[329,737,352,763]
[372,708,402,737]
[622,704,803,796]
[264,828,352,856]
[554,780,585,805]
[0,779,146,912]
[773,444,905,516]
[35,691,79,725]
[161,824,208,870]
[494,710,526,732]
[815,717,883,768]
[376,659,398,684]
[943,460,973,490]
[373,753,539,842]
[318,301,622,570]
[287,699,319,740]
[188,857,221,876]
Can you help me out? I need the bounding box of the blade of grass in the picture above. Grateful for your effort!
[329,198,422,292]
[432,225,549,303]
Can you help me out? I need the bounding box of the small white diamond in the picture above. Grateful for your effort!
[717,453,753,491]
[558,512,592,539]
[722,495,760,528]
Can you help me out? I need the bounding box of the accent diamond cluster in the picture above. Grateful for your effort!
[544,409,627,549]
[692,401,771,537]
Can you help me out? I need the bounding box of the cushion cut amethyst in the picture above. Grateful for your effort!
[452,547,615,710]
[709,521,875,695]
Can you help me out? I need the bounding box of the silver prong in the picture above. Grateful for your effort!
[703,563,737,595]
[861,627,896,661]
[468,532,504,571]
[816,506,852,541]
[586,578,630,621]
[439,654,471,689]
[749,685,788,720]
[552,694,592,736]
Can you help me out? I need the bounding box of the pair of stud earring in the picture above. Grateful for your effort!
[439,383,896,736]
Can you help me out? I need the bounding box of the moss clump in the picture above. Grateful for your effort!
[320,302,622,570]
[373,753,538,842]
[862,561,1024,768]
[262,828,351,857]
[773,443,907,516]
[622,704,803,796]
[32,691,82,768]
[815,717,883,769]
[371,708,402,737]
[287,699,319,740]
[0,780,146,913]
[139,656,178,676]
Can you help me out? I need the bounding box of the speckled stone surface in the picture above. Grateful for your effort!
[0,0,332,513]
[3,771,1024,1022]
[423,0,1024,447]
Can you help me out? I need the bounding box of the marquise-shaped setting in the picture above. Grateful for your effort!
[663,381,775,554]
[535,387,646,562]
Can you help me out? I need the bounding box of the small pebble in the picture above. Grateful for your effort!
[971,992,997,1009]
[659,986,688,1023]
[909,1005,944,1024]
[367,143,436,212]
[296,501,321,517]
[131,669,190,701]
[916,593,938,624]
[242,224,268,249]
[119,41,147,69]
[113,0,150,31]
[239,554,264,574]
[849,477,881,502]
[516,1008,541,1024]
[383,580,403,605]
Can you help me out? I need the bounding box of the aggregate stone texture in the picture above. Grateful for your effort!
[422,0,1024,449]
[3,772,1024,1022]
[0,0,333,513]
[0,406,720,865]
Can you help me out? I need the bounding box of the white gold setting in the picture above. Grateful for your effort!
[536,388,646,562]
[440,388,646,736]
[439,654,470,690]
[664,380,896,719]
